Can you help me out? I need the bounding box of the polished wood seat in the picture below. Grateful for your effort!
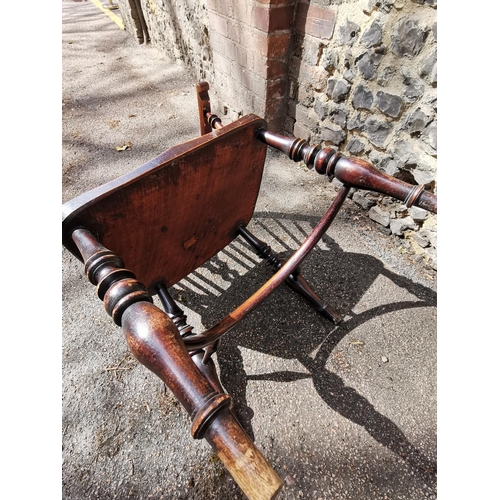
[63,114,267,293]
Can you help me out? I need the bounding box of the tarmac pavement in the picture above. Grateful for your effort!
[62,1,437,498]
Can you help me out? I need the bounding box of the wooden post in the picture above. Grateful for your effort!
[196,81,213,135]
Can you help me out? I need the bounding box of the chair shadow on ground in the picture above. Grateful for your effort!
[165,211,437,489]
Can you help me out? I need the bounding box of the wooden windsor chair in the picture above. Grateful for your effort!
[62,82,437,500]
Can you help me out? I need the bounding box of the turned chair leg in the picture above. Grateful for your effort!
[68,229,283,499]
[238,226,342,324]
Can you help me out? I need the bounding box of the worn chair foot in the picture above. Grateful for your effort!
[238,226,342,324]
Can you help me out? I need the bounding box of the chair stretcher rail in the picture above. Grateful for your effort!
[183,184,351,351]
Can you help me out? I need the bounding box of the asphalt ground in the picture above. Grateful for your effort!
[61,1,444,498]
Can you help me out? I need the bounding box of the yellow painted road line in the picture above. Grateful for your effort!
[90,0,125,30]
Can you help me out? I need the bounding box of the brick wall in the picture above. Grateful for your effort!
[205,0,297,132]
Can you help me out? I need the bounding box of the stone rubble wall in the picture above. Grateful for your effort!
[117,0,213,78]
[287,0,437,269]
[116,0,437,270]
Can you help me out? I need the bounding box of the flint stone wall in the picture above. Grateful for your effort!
[287,0,437,269]
[117,0,213,78]
[116,0,437,270]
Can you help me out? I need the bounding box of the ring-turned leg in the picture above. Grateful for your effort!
[70,228,283,500]
[238,226,342,324]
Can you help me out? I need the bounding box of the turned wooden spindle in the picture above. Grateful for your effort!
[122,302,282,499]
[157,283,194,338]
[157,283,225,395]
[71,228,283,500]
[257,129,437,214]
[206,112,224,130]
[257,129,343,178]
[73,228,153,326]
